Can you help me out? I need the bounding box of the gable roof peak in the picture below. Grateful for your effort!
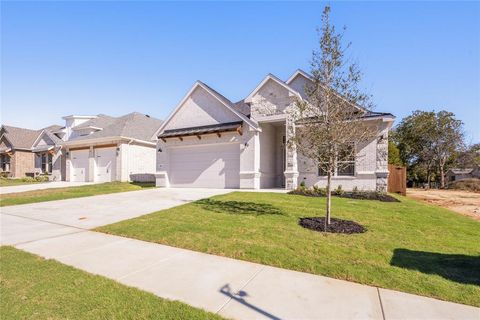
[244,73,302,103]
[286,69,313,84]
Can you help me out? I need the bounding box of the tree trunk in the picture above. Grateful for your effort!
[325,169,332,230]
[439,161,445,189]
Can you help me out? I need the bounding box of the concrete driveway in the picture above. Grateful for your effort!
[0,181,97,195]
[1,188,231,245]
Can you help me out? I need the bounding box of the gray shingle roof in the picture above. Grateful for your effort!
[233,100,251,117]
[68,112,163,142]
[448,168,474,175]
[1,125,42,149]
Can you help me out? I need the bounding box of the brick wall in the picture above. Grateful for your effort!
[12,150,35,178]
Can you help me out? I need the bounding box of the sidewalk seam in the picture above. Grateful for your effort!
[116,251,186,281]
[215,265,266,314]
[1,212,88,231]
[377,287,386,320]
[12,230,87,247]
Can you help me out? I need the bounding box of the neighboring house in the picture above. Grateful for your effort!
[31,125,66,181]
[2,112,162,182]
[154,70,395,191]
[0,125,42,178]
[60,112,162,182]
[446,166,480,182]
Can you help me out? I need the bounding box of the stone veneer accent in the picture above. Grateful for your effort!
[375,128,389,192]
[284,116,298,190]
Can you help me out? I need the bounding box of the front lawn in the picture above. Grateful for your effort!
[0,182,154,207]
[0,247,223,319]
[0,178,44,187]
[98,192,480,307]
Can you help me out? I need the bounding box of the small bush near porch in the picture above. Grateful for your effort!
[98,192,480,307]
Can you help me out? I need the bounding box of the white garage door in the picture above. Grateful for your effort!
[70,149,89,182]
[169,143,240,188]
[95,147,117,182]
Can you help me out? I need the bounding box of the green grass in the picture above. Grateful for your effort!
[0,181,155,207]
[97,192,480,307]
[0,178,43,186]
[0,246,223,319]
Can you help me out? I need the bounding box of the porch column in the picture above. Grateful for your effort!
[65,148,71,181]
[284,116,298,190]
[375,126,389,192]
[88,146,95,182]
[239,128,260,189]
[155,139,170,187]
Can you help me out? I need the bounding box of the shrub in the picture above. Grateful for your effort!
[288,187,399,202]
[312,185,326,196]
[334,185,344,196]
[35,175,49,182]
[447,178,480,193]
[21,177,36,182]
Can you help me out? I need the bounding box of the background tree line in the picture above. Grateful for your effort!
[388,110,479,188]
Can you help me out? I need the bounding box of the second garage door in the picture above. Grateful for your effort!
[95,147,117,182]
[70,149,89,182]
[169,143,240,188]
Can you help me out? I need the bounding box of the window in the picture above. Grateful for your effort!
[317,143,355,177]
[337,143,355,176]
[41,153,53,174]
[0,154,10,172]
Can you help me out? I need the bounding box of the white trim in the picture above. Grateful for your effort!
[152,81,260,139]
[286,69,313,84]
[286,69,368,113]
[72,126,103,131]
[31,130,46,149]
[62,115,97,120]
[0,132,14,148]
[244,74,302,103]
[62,136,156,148]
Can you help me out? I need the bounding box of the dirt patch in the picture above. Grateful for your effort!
[299,217,366,234]
[407,188,480,221]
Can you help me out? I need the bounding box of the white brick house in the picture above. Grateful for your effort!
[154,70,395,191]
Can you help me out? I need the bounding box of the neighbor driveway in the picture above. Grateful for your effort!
[1,188,478,319]
[0,181,97,195]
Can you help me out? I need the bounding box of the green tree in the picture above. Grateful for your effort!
[388,140,403,166]
[395,110,464,187]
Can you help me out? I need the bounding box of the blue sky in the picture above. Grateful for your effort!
[2,1,479,143]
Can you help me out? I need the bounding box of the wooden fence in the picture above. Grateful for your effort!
[388,164,407,196]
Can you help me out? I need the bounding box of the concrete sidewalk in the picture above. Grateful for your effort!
[1,189,478,319]
[7,223,478,319]
[0,181,97,194]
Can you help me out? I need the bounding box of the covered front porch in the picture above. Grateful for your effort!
[258,119,297,190]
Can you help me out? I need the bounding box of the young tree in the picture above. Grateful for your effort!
[288,6,376,229]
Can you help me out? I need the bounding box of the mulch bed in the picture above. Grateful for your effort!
[299,217,366,234]
[288,189,400,202]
